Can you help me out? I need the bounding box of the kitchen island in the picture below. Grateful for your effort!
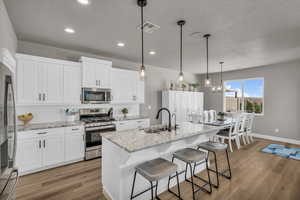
[101,122,224,200]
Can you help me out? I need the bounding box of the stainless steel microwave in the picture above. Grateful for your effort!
[81,88,111,104]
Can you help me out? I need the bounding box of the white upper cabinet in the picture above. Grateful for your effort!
[63,63,81,104]
[111,68,145,104]
[16,54,81,105]
[16,57,38,104]
[43,62,64,104]
[81,57,112,89]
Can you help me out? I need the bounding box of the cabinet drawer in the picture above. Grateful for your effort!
[135,119,150,129]
[17,128,65,140]
[64,126,84,133]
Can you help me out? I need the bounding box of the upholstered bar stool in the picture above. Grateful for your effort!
[130,158,182,200]
[169,148,212,200]
[197,141,232,188]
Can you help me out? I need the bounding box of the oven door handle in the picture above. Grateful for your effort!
[85,125,116,131]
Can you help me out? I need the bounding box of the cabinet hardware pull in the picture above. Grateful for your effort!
[39,140,41,148]
[72,128,79,131]
[43,140,46,148]
[38,93,41,101]
[43,93,46,101]
[98,80,101,87]
[37,132,47,135]
[82,135,85,141]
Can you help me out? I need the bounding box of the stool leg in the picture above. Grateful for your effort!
[130,171,137,200]
[176,171,181,199]
[155,181,161,200]
[188,163,196,200]
[205,157,213,193]
[150,181,154,200]
[225,149,232,179]
[213,151,220,188]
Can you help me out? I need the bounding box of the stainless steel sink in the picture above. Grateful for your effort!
[144,125,177,134]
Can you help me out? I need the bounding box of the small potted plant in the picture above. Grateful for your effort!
[65,108,79,122]
[217,112,226,121]
[182,83,187,91]
[191,83,200,92]
[121,108,128,118]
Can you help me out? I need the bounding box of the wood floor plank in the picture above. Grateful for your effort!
[16,139,300,200]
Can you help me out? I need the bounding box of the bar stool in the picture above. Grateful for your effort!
[197,141,232,188]
[169,148,212,200]
[130,158,182,200]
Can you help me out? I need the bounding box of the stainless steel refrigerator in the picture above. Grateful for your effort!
[0,60,18,199]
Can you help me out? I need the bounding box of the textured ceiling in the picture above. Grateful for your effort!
[4,0,300,73]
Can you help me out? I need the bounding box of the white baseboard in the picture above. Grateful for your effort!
[252,133,300,145]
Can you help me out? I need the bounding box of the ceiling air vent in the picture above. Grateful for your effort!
[137,21,160,34]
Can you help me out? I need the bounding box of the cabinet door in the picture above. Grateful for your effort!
[65,131,84,161]
[42,130,65,166]
[111,69,133,103]
[64,65,81,104]
[16,59,38,104]
[95,64,111,89]
[43,63,64,104]
[82,62,96,88]
[16,138,43,173]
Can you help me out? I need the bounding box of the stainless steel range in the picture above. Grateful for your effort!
[80,108,115,160]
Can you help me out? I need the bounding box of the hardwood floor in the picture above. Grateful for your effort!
[16,139,300,200]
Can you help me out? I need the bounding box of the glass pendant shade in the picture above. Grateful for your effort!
[204,78,211,87]
[178,72,184,82]
[140,65,145,77]
[217,85,222,91]
[211,85,216,92]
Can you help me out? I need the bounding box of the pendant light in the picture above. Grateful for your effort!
[217,61,224,92]
[177,20,186,82]
[203,34,211,87]
[138,0,147,78]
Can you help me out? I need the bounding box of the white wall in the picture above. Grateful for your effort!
[0,0,17,54]
[17,41,199,124]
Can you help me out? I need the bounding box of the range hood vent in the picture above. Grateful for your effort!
[137,21,160,34]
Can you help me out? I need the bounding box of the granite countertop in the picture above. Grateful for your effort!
[114,115,149,121]
[17,121,84,132]
[102,122,223,153]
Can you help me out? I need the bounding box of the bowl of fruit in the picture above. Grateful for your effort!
[18,113,33,126]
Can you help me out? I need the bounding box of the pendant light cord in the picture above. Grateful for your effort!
[180,24,183,74]
[221,62,223,85]
[206,36,209,79]
[141,4,144,67]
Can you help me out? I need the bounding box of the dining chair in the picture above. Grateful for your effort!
[209,110,217,123]
[214,114,243,152]
[245,113,255,143]
[203,110,209,123]
[238,113,249,145]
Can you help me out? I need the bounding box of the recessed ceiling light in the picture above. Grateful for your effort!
[77,0,90,5]
[64,27,75,34]
[149,51,156,55]
[117,42,125,47]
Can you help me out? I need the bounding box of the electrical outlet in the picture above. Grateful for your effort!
[275,128,279,133]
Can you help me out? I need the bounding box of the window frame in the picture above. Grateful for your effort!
[223,77,264,116]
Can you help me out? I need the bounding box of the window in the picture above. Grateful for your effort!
[224,78,264,115]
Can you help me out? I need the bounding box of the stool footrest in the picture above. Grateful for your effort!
[185,178,212,194]
[208,168,231,179]
[131,184,156,199]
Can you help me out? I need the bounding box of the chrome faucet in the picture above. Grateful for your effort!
[156,108,172,132]
[172,113,178,130]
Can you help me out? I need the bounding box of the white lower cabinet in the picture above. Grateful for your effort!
[16,136,43,172]
[42,129,65,166]
[114,119,150,131]
[16,126,84,175]
[65,127,85,162]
